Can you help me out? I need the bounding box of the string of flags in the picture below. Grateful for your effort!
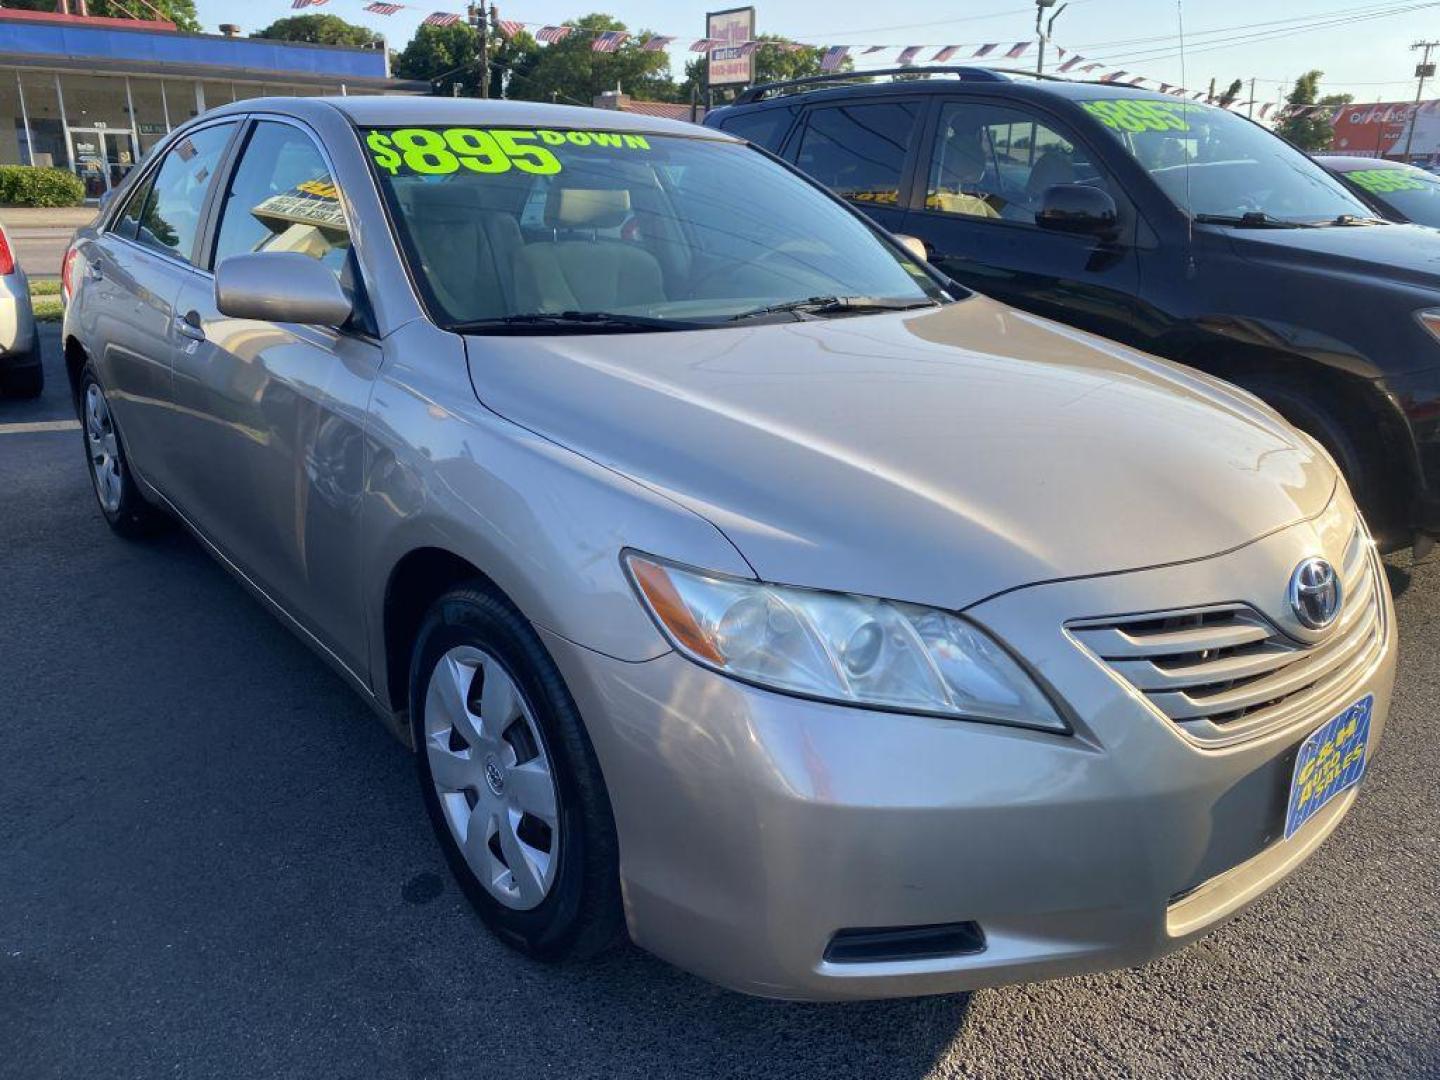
[278,1,1438,123]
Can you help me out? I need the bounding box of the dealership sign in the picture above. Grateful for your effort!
[707,6,756,86]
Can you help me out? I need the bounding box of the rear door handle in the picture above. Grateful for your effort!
[174,310,206,342]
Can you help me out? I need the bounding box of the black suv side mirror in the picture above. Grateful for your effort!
[1037,185,1119,239]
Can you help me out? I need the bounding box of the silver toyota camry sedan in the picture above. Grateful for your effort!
[61,97,1395,1001]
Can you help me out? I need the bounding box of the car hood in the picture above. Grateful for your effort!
[1223,220,1440,289]
[463,296,1334,610]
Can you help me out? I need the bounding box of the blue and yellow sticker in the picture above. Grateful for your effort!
[1345,168,1430,195]
[365,127,652,177]
[1081,99,1195,134]
[1284,695,1372,840]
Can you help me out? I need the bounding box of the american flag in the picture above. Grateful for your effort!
[737,41,760,57]
[897,45,921,65]
[932,45,958,62]
[291,0,326,8]
[819,45,848,72]
[1004,42,1028,59]
[496,19,525,38]
[537,25,573,43]
[642,35,674,51]
[689,37,719,52]
[1058,54,1083,72]
[363,2,402,13]
[591,30,628,52]
[972,43,997,58]
[421,11,460,25]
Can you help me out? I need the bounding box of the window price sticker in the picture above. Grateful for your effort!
[365,128,652,177]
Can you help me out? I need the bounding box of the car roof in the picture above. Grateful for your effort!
[1316,155,1420,172]
[201,95,730,140]
[719,70,1196,113]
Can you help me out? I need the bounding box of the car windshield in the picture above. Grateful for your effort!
[362,126,948,332]
[1079,98,1375,225]
[1336,162,1440,226]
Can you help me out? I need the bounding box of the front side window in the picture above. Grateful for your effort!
[131,122,236,263]
[362,126,947,331]
[926,102,1110,224]
[1338,163,1440,226]
[212,121,352,277]
[794,102,920,209]
[1080,97,1373,225]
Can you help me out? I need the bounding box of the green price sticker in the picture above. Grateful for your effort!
[1346,168,1429,195]
[1082,99,1193,134]
[366,127,651,177]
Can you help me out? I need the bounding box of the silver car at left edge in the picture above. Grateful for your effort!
[59,97,1396,1001]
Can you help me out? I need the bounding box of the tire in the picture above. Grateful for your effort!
[79,365,165,538]
[0,359,43,399]
[1234,373,1393,535]
[409,585,624,961]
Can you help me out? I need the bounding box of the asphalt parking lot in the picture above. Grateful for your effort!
[2,325,1437,1079]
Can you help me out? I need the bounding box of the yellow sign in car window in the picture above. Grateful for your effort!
[1346,168,1430,195]
[1081,99,1194,134]
[365,128,652,177]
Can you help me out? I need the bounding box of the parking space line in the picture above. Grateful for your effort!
[0,420,80,435]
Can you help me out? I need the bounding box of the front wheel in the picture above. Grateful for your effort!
[409,586,624,960]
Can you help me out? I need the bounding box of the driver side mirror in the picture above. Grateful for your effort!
[1036,185,1119,239]
[214,252,353,327]
[893,233,929,262]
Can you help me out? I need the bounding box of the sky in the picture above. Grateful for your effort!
[193,0,1440,106]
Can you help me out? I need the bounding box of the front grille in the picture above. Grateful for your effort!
[1069,527,1384,744]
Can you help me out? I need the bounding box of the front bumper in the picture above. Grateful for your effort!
[544,512,1397,1001]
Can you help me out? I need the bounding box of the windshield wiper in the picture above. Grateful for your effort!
[1320,213,1387,227]
[726,295,940,323]
[450,310,708,334]
[1193,211,1313,229]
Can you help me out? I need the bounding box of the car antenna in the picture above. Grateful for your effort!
[1177,0,1196,277]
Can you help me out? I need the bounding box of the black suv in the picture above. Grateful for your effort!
[706,68,1440,551]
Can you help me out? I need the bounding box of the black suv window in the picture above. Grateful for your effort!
[715,107,796,151]
[794,101,920,209]
[925,102,1108,225]
[129,123,236,264]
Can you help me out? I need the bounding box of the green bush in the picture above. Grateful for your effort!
[0,165,86,207]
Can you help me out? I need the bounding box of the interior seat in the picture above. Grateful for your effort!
[397,182,527,321]
[516,187,666,313]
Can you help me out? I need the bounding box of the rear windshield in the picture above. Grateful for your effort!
[1337,163,1440,227]
[361,126,945,331]
[1080,98,1373,225]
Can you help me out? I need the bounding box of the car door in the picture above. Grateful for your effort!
[167,116,381,679]
[788,97,926,236]
[84,121,238,493]
[901,98,1146,346]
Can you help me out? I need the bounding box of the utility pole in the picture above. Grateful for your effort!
[1404,40,1439,161]
[1034,0,1066,76]
[468,0,491,99]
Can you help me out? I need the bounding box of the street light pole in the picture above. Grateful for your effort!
[1035,0,1067,76]
[1403,40,1439,162]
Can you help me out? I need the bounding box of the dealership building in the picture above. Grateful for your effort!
[1,8,422,199]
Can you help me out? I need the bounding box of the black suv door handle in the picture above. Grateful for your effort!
[174,310,206,342]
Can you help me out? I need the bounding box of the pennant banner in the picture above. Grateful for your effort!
[897,45,921,65]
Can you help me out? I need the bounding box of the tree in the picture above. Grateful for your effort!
[1276,70,1353,150]
[679,35,846,103]
[503,14,677,105]
[1215,78,1244,108]
[394,22,483,96]
[4,0,198,31]
[252,14,382,49]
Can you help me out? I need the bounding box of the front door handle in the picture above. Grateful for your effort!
[174,310,206,342]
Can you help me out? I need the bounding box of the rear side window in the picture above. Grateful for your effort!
[131,123,236,264]
[716,107,796,152]
[794,101,920,209]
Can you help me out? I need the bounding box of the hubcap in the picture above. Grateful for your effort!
[84,384,123,513]
[423,646,561,910]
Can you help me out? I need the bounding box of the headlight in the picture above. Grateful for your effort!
[624,552,1067,732]
[1417,308,1440,343]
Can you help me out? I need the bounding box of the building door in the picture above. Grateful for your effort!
[68,128,137,200]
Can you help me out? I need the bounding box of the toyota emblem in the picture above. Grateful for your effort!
[1288,557,1342,631]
